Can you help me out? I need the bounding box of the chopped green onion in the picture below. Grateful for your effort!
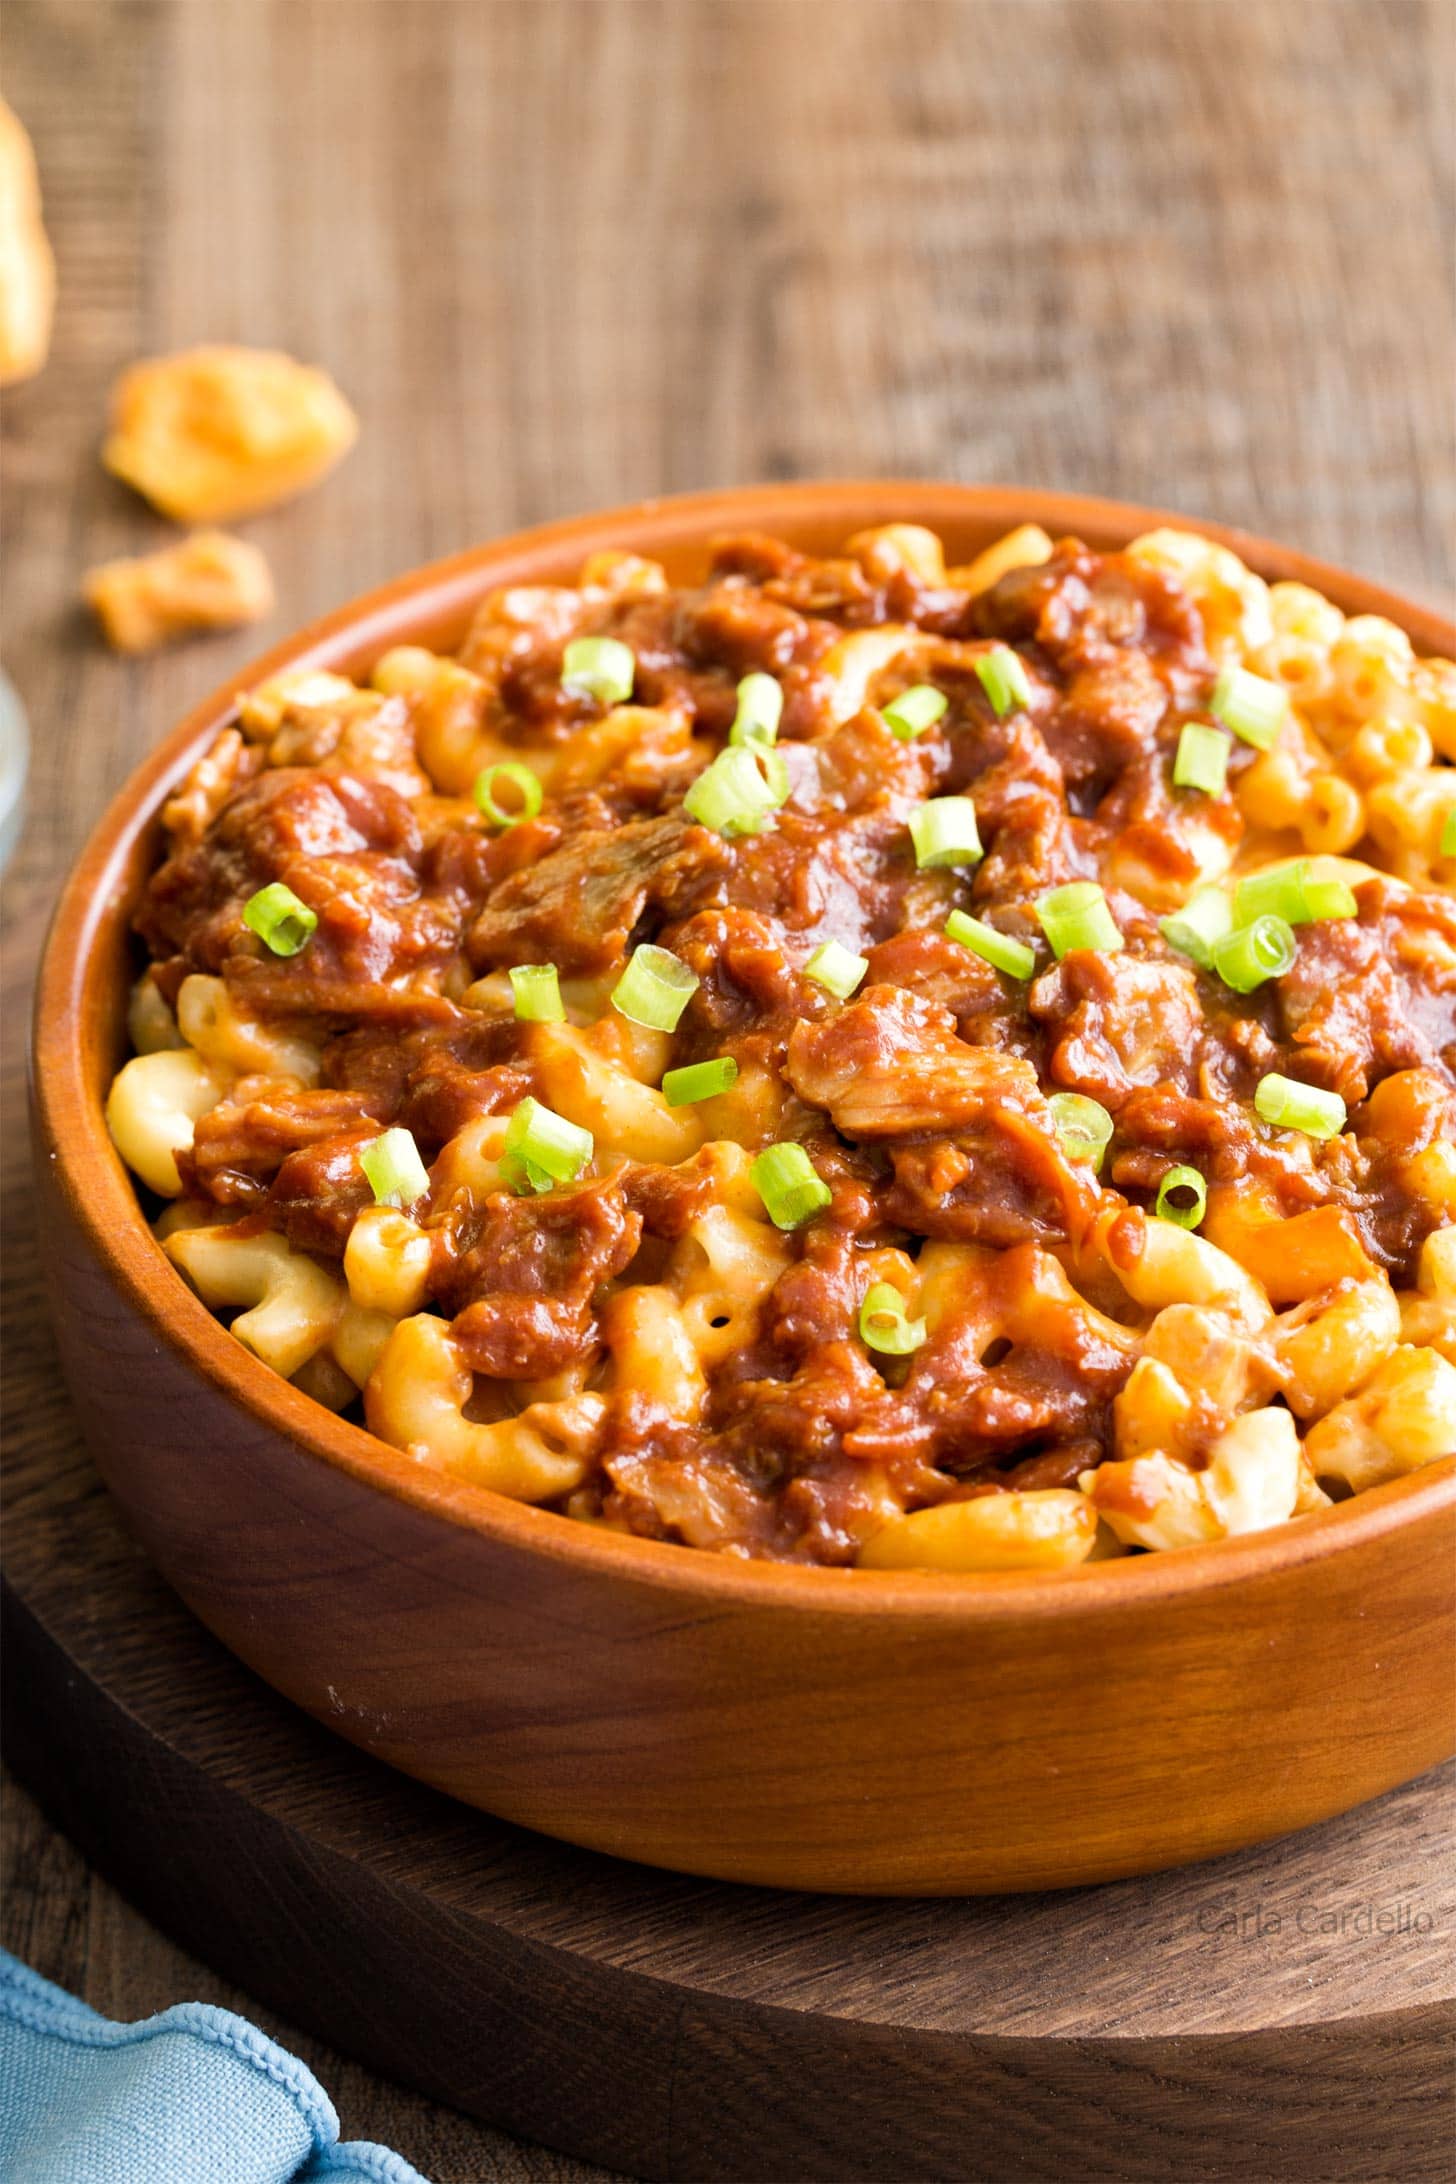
[1048,1092,1114,1173]
[662,1056,738,1106]
[751,1141,832,1230]
[1153,1163,1207,1229]
[359,1127,430,1208]
[882,683,948,741]
[243,881,317,958]
[1234,858,1357,927]
[1173,723,1231,796]
[612,944,699,1031]
[910,796,983,869]
[1037,881,1123,959]
[975,646,1033,718]
[1159,885,1234,969]
[508,964,565,1022]
[730,672,784,747]
[1210,914,1297,994]
[944,909,1036,980]
[1443,808,1456,859]
[1210,663,1287,749]
[684,743,789,837]
[804,939,868,999]
[859,1281,927,1357]
[562,635,635,706]
[1254,1073,1347,1140]
[501,1097,594,1194]
[474,761,543,828]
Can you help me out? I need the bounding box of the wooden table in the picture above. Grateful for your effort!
[2,3,1452,2178]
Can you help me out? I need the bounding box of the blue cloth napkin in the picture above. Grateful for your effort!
[0,1949,431,2184]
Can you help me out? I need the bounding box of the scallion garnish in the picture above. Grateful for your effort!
[1036,881,1123,959]
[562,635,635,707]
[944,909,1036,980]
[611,944,699,1032]
[803,940,868,999]
[1443,808,1456,859]
[500,1096,594,1194]
[684,743,789,837]
[858,1281,927,1357]
[474,760,544,828]
[750,1141,832,1230]
[730,672,784,747]
[1047,1091,1114,1173]
[1173,723,1231,796]
[1234,859,1357,927]
[1254,1073,1347,1140]
[1159,886,1234,969]
[243,881,318,958]
[974,646,1033,718]
[662,1056,738,1107]
[882,684,948,741]
[1210,914,1297,994]
[910,796,983,870]
[1153,1163,1207,1229]
[508,964,565,1022]
[359,1127,431,1209]
[1210,663,1287,749]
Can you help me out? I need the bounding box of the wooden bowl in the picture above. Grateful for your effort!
[31,483,1456,1895]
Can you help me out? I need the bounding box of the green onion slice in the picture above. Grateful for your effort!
[804,939,868,999]
[882,684,948,741]
[1047,1091,1114,1173]
[474,760,544,828]
[1210,663,1287,749]
[910,796,983,869]
[975,646,1033,718]
[501,1096,594,1193]
[1254,1073,1347,1140]
[751,1141,832,1230]
[1159,885,1234,969]
[243,881,318,958]
[859,1281,927,1357]
[1037,881,1123,959]
[562,635,635,706]
[1234,858,1357,927]
[1443,808,1456,859]
[1210,914,1298,993]
[662,1056,738,1107]
[1153,1163,1207,1229]
[684,743,790,837]
[944,909,1036,980]
[359,1127,431,1208]
[611,944,699,1032]
[1173,722,1231,796]
[730,672,784,747]
[508,964,565,1022]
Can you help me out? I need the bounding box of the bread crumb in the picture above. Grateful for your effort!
[84,531,275,653]
[0,100,56,386]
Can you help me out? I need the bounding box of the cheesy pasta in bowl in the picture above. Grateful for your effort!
[34,485,1456,1890]
[103,510,1456,1572]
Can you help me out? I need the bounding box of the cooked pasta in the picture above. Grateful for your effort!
[104,521,1456,1568]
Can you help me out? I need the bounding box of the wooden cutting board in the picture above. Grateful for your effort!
[3,1372,1451,2184]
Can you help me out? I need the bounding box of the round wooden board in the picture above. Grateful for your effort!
[3,1403,1453,2183]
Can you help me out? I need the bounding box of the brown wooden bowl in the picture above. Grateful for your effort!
[31,482,1456,1894]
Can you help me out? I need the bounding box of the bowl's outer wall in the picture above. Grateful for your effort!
[32,483,1456,1893]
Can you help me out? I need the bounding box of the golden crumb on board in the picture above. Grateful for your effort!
[84,531,275,653]
[0,99,56,385]
[101,345,358,522]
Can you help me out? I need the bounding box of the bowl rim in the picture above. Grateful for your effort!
[32,478,1456,1617]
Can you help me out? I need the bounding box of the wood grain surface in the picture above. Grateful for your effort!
[3,1,1454,2178]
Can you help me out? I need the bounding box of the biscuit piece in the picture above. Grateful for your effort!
[84,530,275,653]
[102,345,358,521]
[0,100,56,385]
